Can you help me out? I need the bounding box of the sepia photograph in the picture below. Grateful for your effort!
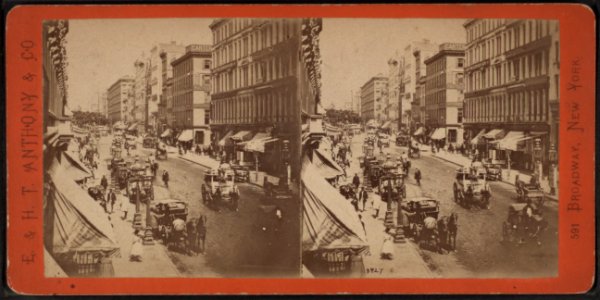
[42,18,306,278]
[300,18,559,278]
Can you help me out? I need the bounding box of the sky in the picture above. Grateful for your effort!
[65,18,466,111]
[320,18,467,109]
[66,18,213,111]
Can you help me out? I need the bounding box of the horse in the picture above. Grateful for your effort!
[186,216,207,255]
[446,213,458,251]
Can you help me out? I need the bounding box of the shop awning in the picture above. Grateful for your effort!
[218,131,234,147]
[177,129,193,142]
[483,129,505,140]
[413,127,424,136]
[495,131,525,151]
[127,123,138,131]
[48,158,119,256]
[302,156,369,252]
[430,128,446,140]
[113,121,126,130]
[244,132,278,153]
[160,128,172,138]
[312,149,344,179]
[470,129,487,145]
[231,130,253,141]
[381,121,392,129]
[62,151,93,181]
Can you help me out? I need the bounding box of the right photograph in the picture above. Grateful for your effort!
[301,18,559,278]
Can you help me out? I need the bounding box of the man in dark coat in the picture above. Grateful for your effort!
[106,188,117,214]
[100,175,108,189]
[352,173,361,189]
[359,187,369,212]
[162,170,170,188]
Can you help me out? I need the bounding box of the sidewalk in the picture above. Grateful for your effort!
[96,135,181,277]
[431,150,558,201]
[347,134,435,277]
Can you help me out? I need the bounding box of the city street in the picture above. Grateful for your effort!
[99,135,299,278]
[352,134,558,278]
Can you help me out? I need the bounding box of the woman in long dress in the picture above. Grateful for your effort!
[130,230,144,262]
[380,234,394,260]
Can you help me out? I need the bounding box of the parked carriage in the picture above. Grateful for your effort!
[401,196,440,247]
[151,199,189,251]
[396,135,410,147]
[156,143,168,160]
[453,167,492,209]
[483,162,503,181]
[515,180,545,207]
[143,136,157,149]
[126,174,154,204]
[377,173,406,202]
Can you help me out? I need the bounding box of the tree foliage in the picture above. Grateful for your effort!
[324,109,361,125]
[71,111,109,127]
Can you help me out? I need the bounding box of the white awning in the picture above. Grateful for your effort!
[312,149,345,179]
[231,130,253,141]
[61,151,93,181]
[483,129,505,140]
[177,129,193,142]
[218,131,233,146]
[160,128,172,138]
[413,127,424,136]
[128,123,138,131]
[470,129,486,145]
[381,121,392,129]
[495,131,525,151]
[430,128,446,140]
[244,132,278,153]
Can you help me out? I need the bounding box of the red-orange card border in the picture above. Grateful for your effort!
[5,3,596,295]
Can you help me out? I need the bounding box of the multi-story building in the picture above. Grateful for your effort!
[387,54,401,126]
[132,58,149,131]
[412,42,439,131]
[171,44,212,146]
[107,76,134,124]
[463,19,559,175]
[360,75,388,122]
[390,40,438,132]
[423,43,465,146]
[148,42,186,132]
[99,92,108,117]
[210,18,317,180]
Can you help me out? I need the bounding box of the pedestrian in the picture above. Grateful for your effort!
[162,170,170,188]
[380,234,394,260]
[351,196,359,212]
[414,168,422,186]
[100,175,108,191]
[359,187,368,211]
[106,188,117,214]
[231,184,240,212]
[352,173,360,189]
[130,230,144,262]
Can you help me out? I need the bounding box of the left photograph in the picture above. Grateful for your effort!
[42,18,307,278]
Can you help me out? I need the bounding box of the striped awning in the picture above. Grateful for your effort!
[312,149,344,179]
[177,130,193,142]
[61,151,93,182]
[231,130,253,141]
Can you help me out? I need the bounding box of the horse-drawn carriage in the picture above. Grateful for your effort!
[453,167,492,209]
[501,203,548,245]
[231,164,249,182]
[156,142,168,160]
[151,199,189,251]
[377,173,406,201]
[112,160,129,189]
[396,135,410,147]
[401,196,441,248]
[482,162,503,181]
[358,144,375,169]
[408,143,421,159]
[515,180,545,207]
[125,135,137,150]
[201,167,239,211]
[126,174,154,204]
[143,136,157,149]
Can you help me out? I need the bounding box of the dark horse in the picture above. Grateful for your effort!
[437,212,459,252]
[186,216,207,255]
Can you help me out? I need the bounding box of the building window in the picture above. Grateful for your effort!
[457,58,464,68]
[204,60,211,70]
